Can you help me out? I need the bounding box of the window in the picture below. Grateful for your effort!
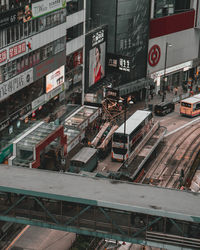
[66,0,83,16]
[112,147,127,155]
[113,133,127,143]
[154,0,191,18]
[181,102,191,108]
[0,9,66,49]
[66,22,83,42]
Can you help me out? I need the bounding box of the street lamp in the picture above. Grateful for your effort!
[118,97,133,168]
[162,42,172,102]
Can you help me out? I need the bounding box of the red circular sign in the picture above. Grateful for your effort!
[148,45,161,67]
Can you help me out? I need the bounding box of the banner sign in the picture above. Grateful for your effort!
[107,53,132,73]
[46,65,65,93]
[0,68,33,101]
[32,0,66,18]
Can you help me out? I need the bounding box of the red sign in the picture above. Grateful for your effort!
[148,44,161,67]
[0,50,7,63]
[9,42,26,58]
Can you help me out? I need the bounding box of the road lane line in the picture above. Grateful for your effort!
[164,117,200,137]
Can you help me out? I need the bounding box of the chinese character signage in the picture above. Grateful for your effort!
[107,53,132,73]
[119,58,131,72]
[9,42,26,59]
[32,0,66,18]
[0,51,7,64]
[0,68,33,101]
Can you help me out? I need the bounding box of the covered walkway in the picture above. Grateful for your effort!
[0,165,200,249]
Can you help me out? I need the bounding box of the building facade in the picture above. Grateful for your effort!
[0,0,86,161]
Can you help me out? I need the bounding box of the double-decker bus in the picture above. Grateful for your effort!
[180,94,200,117]
[111,110,153,161]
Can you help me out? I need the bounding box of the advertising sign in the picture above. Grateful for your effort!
[32,94,46,110]
[9,42,26,59]
[0,50,7,64]
[0,68,33,101]
[85,25,108,91]
[107,53,132,73]
[34,51,66,81]
[46,65,65,93]
[32,0,66,18]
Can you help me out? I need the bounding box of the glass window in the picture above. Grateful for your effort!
[181,102,191,108]
[7,28,10,45]
[67,0,83,16]
[66,22,83,42]
[113,133,127,143]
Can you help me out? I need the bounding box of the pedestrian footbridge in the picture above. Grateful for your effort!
[0,164,200,250]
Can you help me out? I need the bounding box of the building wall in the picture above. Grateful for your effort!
[147,28,200,75]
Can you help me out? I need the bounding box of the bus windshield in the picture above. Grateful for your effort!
[112,147,127,155]
[181,102,191,108]
[113,133,127,143]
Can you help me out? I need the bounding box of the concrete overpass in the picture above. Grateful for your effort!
[0,164,199,250]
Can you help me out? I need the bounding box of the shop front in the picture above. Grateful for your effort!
[8,121,67,170]
[147,28,200,94]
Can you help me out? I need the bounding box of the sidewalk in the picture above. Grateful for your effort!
[148,86,184,107]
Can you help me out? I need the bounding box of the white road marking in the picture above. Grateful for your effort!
[164,117,200,137]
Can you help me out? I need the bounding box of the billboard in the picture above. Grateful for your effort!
[90,0,150,84]
[46,65,65,93]
[107,53,132,73]
[32,0,66,19]
[85,26,108,91]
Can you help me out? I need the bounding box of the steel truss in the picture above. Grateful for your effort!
[0,191,200,250]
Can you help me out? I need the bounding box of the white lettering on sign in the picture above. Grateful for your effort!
[92,29,104,47]
[119,58,131,72]
[9,42,26,58]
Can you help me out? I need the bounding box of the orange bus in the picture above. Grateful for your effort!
[180,95,200,117]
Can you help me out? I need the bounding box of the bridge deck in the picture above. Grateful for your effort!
[0,164,199,222]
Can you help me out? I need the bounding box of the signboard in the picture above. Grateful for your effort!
[0,144,13,163]
[34,51,66,81]
[85,25,108,91]
[0,68,33,101]
[9,42,26,59]
[32,0,66,18]
[45,84,63,101]
[32,94,46,110]
[105,87,119,99]
[0,50,7,64]
[46,65,65,93]
[0,40,28,66]
[150,60,192,79]
[107,53,132,73]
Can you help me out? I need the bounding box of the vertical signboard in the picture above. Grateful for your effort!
[85,25,108,92]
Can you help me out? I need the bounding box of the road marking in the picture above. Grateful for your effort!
[164,117,200,137]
